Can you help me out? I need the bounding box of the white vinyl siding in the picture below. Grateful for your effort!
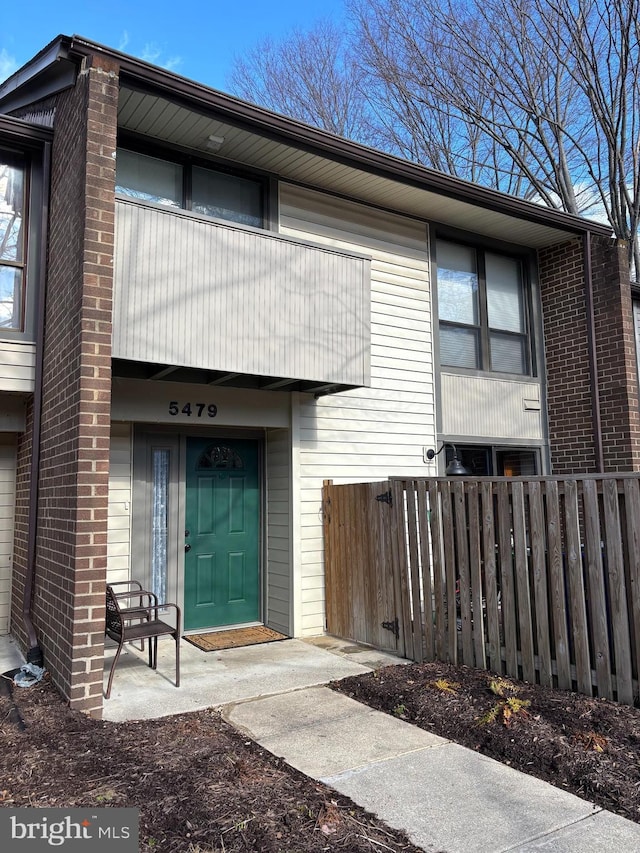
[0,341,35,392]
[0,435,16,633]
[265,428,291,635]
[107,423,133,585]
[280,184,435,636]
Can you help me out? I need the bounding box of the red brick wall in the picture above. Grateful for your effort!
[539,239,595,473]
[590,235,640,470]
[10,400,34,650]
[539,235,640,474]
[21,54,119,716]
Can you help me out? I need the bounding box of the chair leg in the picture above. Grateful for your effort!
[147,637,153,669]
[152,636,158,670]
[175,633,180,688]
[105,639,125,699]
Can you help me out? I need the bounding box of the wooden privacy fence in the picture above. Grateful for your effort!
[323,474,640,705]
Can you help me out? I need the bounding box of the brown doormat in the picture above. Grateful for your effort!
[183,626,288,652]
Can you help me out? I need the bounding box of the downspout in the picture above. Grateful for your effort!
[22,140,51,666]
[583,230,604,473]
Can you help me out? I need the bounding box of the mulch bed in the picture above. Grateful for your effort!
[331,660,640,825]
[3,661,640,851]
[0,674,422,853]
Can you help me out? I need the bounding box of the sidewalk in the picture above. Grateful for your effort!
[3,633,640,851]
[225,685,640,852]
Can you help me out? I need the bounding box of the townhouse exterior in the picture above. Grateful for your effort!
[0,35,638,717]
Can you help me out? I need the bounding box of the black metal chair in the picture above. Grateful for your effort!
[104,584,181,699]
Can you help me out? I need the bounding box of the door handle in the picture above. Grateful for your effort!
[184,543,191,552]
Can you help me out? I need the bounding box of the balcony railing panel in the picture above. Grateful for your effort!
[113,200,371,387]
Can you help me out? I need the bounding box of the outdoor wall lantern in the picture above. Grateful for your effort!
[426,443,471,476]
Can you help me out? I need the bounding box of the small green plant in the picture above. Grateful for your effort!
[489,677,517,697]
[393,703,407,717]
[431,678,460,694]
[477,677,530,726]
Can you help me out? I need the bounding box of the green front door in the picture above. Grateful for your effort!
[184,437,260,630]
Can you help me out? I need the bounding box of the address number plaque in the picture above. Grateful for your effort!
[168,402,218,418]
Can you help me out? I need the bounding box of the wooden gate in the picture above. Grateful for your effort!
[323,480,401,653]
[323,475,640,705]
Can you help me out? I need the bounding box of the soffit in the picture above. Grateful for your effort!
[118,86,593,250]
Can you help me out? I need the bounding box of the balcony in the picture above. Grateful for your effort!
[112,200,371,392]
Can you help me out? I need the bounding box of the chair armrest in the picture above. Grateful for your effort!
[116,590,159,624]
[154,602,181,630]
[108,580,144,596]
[113,589,158,606]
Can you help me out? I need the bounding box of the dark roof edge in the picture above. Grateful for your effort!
[0,113,53,145]
[3,34,614,239]
[0,35,77,115]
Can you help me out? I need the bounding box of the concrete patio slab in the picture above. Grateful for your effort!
[101,636,404,722]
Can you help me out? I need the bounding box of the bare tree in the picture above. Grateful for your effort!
[227,20,377,145]
[350,0,640,273]
[227,1,640,275]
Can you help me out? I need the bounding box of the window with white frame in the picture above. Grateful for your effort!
[0,153,25,331]
[436,238,531,375]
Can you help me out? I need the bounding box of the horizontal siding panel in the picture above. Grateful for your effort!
[300,615,324,634]
[0,344,35,394]
[266,428,291,635]
[108,424,131,578]
[299,574,325,590]
[114,200,370,387]
[371,289,429,313]
[301,389,434,411]
[107,541,130,558]
[298,428,429,445]
[299,412,432,431]
[0,342,35,365]
[302,588,324,605]
[370,347,430,366]
[281,183,434,635]
[371,329,431,347]
[106,555,130,571]
[371,312,431,334]
[280,183,428,254]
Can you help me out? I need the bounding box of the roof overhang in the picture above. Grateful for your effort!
[0,34,614,250]
[0,114,52,148]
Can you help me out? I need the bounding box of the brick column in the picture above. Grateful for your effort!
[539,235,640,474]
[24,54,118,716]
[539,239,596,473]
[591,235,640,470]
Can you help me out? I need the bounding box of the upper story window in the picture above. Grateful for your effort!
[115,148,263,229]
[436,238,531,375]
[0,153,25,330]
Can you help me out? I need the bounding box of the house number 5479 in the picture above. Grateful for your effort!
[168,402,218,418]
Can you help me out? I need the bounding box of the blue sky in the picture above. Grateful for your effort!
[0,0,347,91]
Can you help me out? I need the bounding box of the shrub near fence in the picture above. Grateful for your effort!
[322,475,640,705]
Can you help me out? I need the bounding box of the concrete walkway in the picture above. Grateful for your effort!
[3,633,640,851]
[225,685,640,852]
